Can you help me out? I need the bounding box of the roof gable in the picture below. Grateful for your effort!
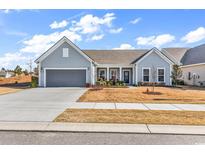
[35,36,93,63]
[135,47,174,65]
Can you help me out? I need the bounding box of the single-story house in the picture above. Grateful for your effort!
[0,71,15,78]
[35,36,205,87]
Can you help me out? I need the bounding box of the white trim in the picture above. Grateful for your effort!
[142,67,151,82]
[106,67,109,81]
[135,48,174,65]
[135,64,138,85]
[44,67,88,70]
[119,67,122,81]
[43,67,87,87]
[62,48,69,57]
[96,64,133,68]
[180,63,205,68]
[132,66,135,84]
[35,36,93,63]
[157,67,165,83]
[122,69,132,84]
[90,62,93,85]
[38,63,41,87]
[170,64,173,86]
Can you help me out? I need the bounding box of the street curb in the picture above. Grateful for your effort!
[0,122,205,135]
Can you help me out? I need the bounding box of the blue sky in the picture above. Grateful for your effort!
[1,9,205,70]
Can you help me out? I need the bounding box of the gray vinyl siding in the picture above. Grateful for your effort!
[137,51,171,85]
[40,42,91,86]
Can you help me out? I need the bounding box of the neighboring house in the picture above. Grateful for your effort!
[162,45,205,86]
[35,36,204,87]
[180,45,205,86]
[0,71,15,78]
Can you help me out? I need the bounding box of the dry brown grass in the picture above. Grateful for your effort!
[78,87,205,104]
[0,75,31,85]
[54,109,205,125]
[0,87,22,95]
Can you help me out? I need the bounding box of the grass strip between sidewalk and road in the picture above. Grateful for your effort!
[54,109,205,125]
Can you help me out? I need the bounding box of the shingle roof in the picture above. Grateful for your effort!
[83,49,148,65]
[181,44,205,65]
[162,48,189,65]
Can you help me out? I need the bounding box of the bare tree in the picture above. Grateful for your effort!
[151,65,157,92]
[26,58,33,74]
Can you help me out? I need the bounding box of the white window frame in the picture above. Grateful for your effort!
[142,67,151,82]
[98,68,106,80]
[109,68,118,80]
[157,67,165,83]
[62,48,69,57]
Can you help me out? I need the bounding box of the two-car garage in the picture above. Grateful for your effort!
[45,69,86,87]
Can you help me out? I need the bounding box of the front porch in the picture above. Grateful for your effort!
[96,66,134,85]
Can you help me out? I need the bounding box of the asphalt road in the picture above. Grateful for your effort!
[0,131,205,144]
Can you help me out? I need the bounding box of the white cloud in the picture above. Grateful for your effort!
[113,43,135,50]
[49,20,68,29]
[136,34,175,47]
[130,18,141,24]
[5,31,27,37]
[90,34,104,41]
[2,9,10,14]
[181,27,205,43]
[0,52,28,68]
[20,30,81,55]
[109,27,123,34]
[0,9,21,14]
[70,13,116,34]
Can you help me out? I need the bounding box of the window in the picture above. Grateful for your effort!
[99,69,106,80]
[62,48,69,57]
[158,68,165,82]
[110,69,117,80]
[143,68,150,82]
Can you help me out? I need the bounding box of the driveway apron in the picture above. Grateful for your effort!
[0,88,87,122]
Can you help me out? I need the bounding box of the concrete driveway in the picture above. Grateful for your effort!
[0,88,87,122]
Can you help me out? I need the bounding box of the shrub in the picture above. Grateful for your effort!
[177,80,185,85]
[95,79,126,87]
[30,76,38,88]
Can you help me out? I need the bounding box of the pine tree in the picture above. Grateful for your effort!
[171,65,182,86]
[14,65,22,75]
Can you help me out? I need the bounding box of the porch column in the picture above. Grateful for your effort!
[91,63,95,85]
[38,63,41,87]
[132,66,135,85]
[135,64,138,85]
[107,67,109,81]
[119,67,122,81]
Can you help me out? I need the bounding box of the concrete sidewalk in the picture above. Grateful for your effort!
[70,102,205,111]
[0,122,205,135]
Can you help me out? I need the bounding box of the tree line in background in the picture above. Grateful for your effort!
[1,65,38,76]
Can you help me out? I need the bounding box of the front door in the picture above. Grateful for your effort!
[124,71,130,84]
